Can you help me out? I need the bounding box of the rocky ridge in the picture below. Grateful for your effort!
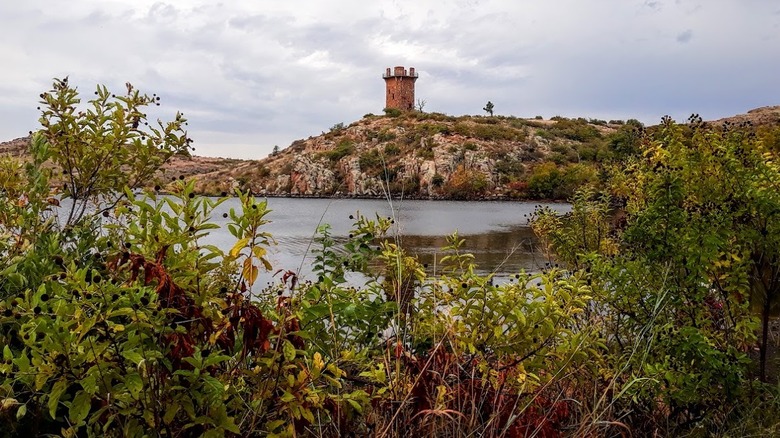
[3,105,779,200]
[190,112,620,199]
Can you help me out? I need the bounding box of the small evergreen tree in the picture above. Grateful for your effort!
[483,100,494,116]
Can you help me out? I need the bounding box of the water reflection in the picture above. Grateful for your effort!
[401,226,549,275]
[54,196,568,282]
[201,198,569,281]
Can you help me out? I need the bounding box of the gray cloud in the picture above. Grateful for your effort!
[676,29,693,43]
[0,0,778,158]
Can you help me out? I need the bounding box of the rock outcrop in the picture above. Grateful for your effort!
[4,106,779,200]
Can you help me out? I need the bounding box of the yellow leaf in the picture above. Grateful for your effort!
[251,246,267,259]
[230,237,250,258]
[242,258,258,285]
[313,352,324,371]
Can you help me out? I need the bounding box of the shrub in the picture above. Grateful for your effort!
[321,138,355,162]
[442,165,489,199]
[359,149,383,174]
[383,143,400,156]
[383,107,402,118]
[549,118,602,142]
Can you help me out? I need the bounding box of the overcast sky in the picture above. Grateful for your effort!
[1,1,778,159]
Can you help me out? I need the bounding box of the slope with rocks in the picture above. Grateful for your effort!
[191,112,631,200]
[0,135,246,188]
[4,106,779,200]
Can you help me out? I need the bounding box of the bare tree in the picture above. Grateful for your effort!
[416,98,427,113]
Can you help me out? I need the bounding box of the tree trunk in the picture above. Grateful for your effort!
[760,299,771,382]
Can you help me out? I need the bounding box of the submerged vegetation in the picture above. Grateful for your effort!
[1,81,780,437]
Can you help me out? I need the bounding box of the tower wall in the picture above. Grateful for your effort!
[383,66,418,111]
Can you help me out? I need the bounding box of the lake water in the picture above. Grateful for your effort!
[199,198,570,282]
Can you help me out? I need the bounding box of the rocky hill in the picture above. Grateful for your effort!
[190,112,629,200]
[191,106,780,200]
[0,136,246,187]
[4,106,779,200]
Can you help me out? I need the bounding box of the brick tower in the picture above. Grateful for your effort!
[383,66,418,111]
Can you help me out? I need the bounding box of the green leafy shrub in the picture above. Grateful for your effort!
[548,118,602,142]
[531,119,780,434]
[383,107,402,118]
[321,139,354,162]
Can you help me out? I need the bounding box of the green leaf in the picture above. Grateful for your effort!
[3,345,11,361]
[163,403,178,425]
[346,398,363,413]
[16,404,26,420]
[283,340,296,362]
[280,391,295,403]
[122,350,145,366]
[48,378,68,419]
[69,390,92,424]
[81,373,98,395]
[201,375,224,397]
[124,373,143,399]
[266,419,286,432]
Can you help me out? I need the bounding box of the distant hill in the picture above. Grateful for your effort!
[3,106,780,200]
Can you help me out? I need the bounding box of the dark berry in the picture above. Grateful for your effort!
[40,294,49,302]
[222,213,228,218]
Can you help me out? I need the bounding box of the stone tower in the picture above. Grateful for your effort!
[383,66,418,111]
